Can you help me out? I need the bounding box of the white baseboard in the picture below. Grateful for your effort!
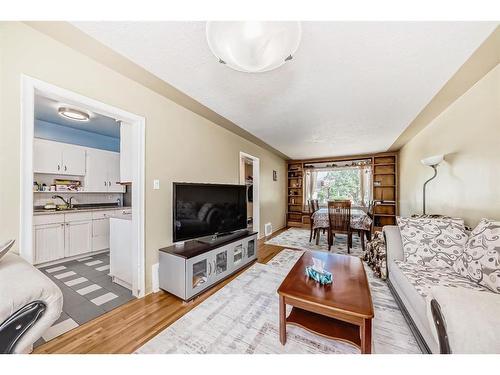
[151,262,159,293]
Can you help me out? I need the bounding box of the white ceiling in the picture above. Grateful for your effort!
[73,22,497,159]
[35,95,120,138]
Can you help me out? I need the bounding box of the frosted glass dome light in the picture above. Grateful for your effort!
[206,21,302,73]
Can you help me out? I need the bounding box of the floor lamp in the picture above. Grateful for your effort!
[421,155,444,215]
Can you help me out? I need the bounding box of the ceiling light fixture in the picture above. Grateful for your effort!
[206,21,302,73]
[58,107,90,122]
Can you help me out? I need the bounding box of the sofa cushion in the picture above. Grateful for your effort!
[388,259,438,353]
[453,219,500,294]
[393,260,489,298]
[427,286,500,353]
[397,217,467,269]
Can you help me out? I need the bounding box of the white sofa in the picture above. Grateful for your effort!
[383,225,497,354]
[0,253,63,353]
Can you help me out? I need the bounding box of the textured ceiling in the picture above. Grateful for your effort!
[35,95,120,138]
[72,22,497,159]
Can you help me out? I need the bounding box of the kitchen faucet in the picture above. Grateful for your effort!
[52,195,75,209]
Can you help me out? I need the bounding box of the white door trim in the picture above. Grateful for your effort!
[20,75,146,298]
[239,152,260,238]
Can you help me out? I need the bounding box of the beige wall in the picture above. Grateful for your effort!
[0,22,286,292]
[399,64,500,227]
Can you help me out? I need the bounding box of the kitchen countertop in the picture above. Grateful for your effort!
[33,206,132,216]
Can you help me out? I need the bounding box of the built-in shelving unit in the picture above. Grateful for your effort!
[286,152,399,232]
[372,153,398,232]
[287,162,305,227]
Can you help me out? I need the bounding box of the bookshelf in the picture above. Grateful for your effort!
[287,162,305,227]
[372,153,398,232]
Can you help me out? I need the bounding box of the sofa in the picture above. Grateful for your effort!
[0,253,63,353]
[384,222,500,354]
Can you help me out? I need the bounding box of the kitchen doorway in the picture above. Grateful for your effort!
[20,76,145,300]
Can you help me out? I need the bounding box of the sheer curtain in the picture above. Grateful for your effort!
[304,165,372,208]
[303,170,317,209]
[359,165,373,207]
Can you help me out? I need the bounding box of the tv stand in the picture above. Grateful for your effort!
[159,231,258,300]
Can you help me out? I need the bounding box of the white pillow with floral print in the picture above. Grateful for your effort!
[397,217,467,269]
[453,219,500,294]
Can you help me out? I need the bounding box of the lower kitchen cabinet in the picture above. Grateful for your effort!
[92,218,110,252]
[33,209,128,265]
[65,220,92,257]
[33,222,65,264]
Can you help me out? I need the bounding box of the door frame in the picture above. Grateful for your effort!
[239,152,260,237]
[20,75,146,298]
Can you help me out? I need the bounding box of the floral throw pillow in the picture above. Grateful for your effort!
[453,219,500,294]
[397,217,467,269]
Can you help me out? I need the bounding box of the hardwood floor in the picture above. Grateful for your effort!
[33,228,288,354]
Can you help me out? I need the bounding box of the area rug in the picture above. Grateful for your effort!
[136,249,420,354]
[265,227,363,257]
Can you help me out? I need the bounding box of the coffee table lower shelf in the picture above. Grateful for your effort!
[286,307,361,349]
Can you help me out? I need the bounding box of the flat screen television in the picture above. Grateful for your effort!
[173,182,247,242]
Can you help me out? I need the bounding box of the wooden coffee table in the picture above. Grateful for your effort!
[277,251,374,353]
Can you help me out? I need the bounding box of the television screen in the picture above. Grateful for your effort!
[173,183,247,242]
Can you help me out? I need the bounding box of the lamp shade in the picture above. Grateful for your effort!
[421,154,444,167]
[206,21,302,73]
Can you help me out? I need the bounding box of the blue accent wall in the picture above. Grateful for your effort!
[34,120,120,152]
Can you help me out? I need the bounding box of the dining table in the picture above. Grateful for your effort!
[311,207,373,248]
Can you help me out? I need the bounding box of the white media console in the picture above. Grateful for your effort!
[159,231,258,300]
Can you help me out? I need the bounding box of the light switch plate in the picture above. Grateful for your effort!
[153,179,160,190]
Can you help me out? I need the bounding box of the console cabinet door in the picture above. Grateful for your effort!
[186,252,219,299]
[246,238,256,260]
[65,220,92,257]
[231,240,245,270]
[213,248,229,282]
[33,223,65,264]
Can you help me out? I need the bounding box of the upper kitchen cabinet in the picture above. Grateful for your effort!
[33,138,86,176]
[119,121,133,183]
[86,148,125,193]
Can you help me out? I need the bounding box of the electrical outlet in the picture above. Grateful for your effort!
[153,179,160,190]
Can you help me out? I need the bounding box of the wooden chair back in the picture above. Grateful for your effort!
[308,199,319,217]
[327,200,351,233]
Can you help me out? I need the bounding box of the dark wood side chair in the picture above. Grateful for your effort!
[308,199,319,242]
[327,200,352,253]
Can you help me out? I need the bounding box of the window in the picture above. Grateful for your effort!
[304,165,372,207]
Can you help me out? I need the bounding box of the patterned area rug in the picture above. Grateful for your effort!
[136,248,420,354]
[265,227,363,257]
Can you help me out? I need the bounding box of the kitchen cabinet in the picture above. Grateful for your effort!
[33,222,65,264]
[65,220,92,257]
[33,138,85,176]
[92,218,110,252]
[120,121,133,183]
[86,148,124,192]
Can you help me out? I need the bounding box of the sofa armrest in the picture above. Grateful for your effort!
[427,286,500,354]
[383,225,404,265]
[0,253,63,353]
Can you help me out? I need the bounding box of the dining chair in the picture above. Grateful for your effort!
[308,199,319,242]
[327,200,352,253]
